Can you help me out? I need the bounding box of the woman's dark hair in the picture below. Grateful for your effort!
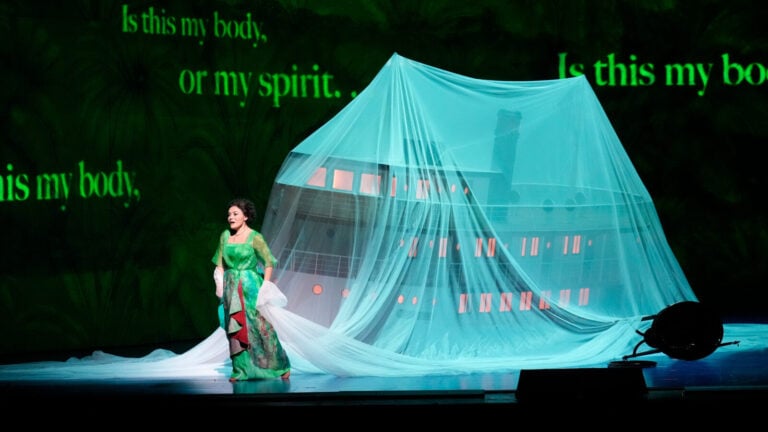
[228,198,257,222]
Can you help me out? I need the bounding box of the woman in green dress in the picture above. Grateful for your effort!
[212,198,291,381]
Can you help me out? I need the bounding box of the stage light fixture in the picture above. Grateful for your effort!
[610,301,738,368]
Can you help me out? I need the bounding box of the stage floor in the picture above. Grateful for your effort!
[3,323,768,424]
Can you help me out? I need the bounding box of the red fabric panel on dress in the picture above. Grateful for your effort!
[232,280,249,347]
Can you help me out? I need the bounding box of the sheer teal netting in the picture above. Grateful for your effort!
[4,54,763,381]
[257,53,697,375]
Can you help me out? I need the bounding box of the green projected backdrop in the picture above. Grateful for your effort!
[1,0,766,359]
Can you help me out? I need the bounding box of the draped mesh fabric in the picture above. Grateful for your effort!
[256,53,698,375]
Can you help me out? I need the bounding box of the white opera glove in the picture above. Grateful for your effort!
[213,267,224,299]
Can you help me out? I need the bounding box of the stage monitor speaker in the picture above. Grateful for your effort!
[516,368,647,403]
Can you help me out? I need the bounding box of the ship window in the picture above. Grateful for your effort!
[332,169,354,191]
[307,167,327,187]
[359,173,381,195]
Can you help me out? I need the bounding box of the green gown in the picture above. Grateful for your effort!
[212,229,291,380]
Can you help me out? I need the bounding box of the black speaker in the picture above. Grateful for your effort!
[516,368,647,403]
